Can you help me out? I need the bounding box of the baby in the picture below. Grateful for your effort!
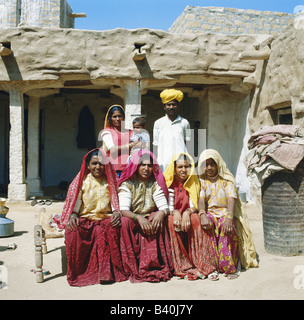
[130,116,150,156]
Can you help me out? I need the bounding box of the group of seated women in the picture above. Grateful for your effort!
[56,143,259,286]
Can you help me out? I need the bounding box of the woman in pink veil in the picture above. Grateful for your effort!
[118,150,173,283]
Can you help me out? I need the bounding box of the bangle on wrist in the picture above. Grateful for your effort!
[185,209,193,215]
[226,212,234,219]
[163,209,169,217]
[198,210,206,216]
[133,214,138,222]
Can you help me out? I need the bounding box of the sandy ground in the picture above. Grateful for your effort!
[0,200,304,301]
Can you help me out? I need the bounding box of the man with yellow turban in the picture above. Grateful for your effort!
[153,89,191,172]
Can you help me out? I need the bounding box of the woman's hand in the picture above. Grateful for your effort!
[222,217,234,235]
[130,137,142,149]
[200,213,213,231]
[150,210,166,234]
[111,211,121,227]
[172,210,182,231]
[66,213,79,231]
[137,215,153,235]
[181,209,191,232]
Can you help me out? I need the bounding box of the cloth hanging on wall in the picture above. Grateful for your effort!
[76,106,96,150]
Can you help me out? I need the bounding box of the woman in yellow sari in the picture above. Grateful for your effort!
[61,148,127,286]
[164,153,217,280]
[198,149,258,279]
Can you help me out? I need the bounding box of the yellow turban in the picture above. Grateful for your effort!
[160,89,184,105]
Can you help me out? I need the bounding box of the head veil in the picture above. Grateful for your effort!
[198,149,236,183]
[55,148,120,229]
[103,104,125,129]
[198,149,259,270]
[163,152,200,209]
[118,149,169,200]
[101,105,131,157]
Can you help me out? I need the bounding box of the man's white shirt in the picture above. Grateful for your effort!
[153,115,191,171]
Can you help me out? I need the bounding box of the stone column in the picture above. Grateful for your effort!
[124,80,143,129]
[25,88,59,197]
[27,95,43,197]
[7,85,27,201]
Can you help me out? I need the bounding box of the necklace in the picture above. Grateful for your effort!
[210,174,219,182]
[176,180,184,192]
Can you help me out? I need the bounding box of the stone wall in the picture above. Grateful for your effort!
[0,0,74,28]
[169,6,294,36]
[249,19,304,132]
[59,0,74,28]
[0,0,19,28]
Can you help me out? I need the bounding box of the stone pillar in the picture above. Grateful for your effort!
[27,96,43,197]
[7,85,27,201]
[25,88,59,197]
[124,80,143,129]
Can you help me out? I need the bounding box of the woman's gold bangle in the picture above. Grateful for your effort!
[198,210,206,216]
[226,212,234,220]
[184,209,192,215]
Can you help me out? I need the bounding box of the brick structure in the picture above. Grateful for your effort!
[169,6,295,35]
[0,0,75,28]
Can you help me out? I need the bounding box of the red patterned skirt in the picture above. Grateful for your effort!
[168,213,217,280]
[65,217,128,286]
[119,214,174,283]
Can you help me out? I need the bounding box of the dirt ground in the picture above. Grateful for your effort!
[0,200,304,301]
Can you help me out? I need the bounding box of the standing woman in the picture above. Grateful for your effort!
[55,148,127,286]
[118,150,173,283]
[198,149,258,279]
[100,105,140,177]
[164,153,218,281]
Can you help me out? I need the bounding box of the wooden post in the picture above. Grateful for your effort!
[34,225,44,283]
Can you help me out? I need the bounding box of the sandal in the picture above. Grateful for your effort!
[197,272,206,280]
[227,273,239,280]
[30,199,37,206]
[208,271,219,281]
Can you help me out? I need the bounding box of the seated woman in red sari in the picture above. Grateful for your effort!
[100,105,140,177]
[198,149,258,280]
[164,153,218,281]
[57,148,127,287]
[118,150,173,283]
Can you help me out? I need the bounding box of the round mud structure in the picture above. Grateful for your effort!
[262,161,304,256]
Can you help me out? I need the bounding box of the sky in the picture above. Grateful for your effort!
[68,0,304,31]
